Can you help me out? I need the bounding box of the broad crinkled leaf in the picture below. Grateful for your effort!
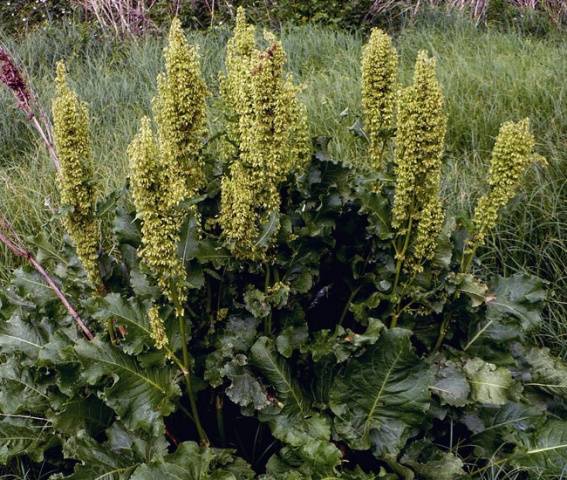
[250,337,341,469]
[431,358,470,407]
[329,328,432,457]
[60,429,140,479]
[222,359,270,410]
[276,325,308,358]
[0,312,49,358]
[94,293,154,355]
[462,402,543,456]
[131,441,254,479]
[463,357,515,405]
[512,419,567,477]
[0,356,49,413]
[75,339,180,433]
[458,274,487,308]
[466,274,546,350]
[401,440,465,480]
[0,419,56,464]
[12,268,57,306]
[50,396,114,435]
[524,347,567,400]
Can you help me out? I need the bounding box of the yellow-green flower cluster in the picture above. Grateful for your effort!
[153,17,208,204]
[219,6,256,160]
[148,304,169,350]
[128,19,207,315]
[361,28,398,170]
[470,119,539,250]
[220,35,310,261]
[52,61,101,288]
[392,51,447,272]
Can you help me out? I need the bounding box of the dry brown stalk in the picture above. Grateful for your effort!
[0,46,61,172]
[0,214,95,340]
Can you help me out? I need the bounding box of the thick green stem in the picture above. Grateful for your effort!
[390,215,414,328]
[460,247,475,273]
[178,316,209,446]
[215,394,226,446]
[264,264,272,335]
[339,286,361,325]
[432,313,451,353]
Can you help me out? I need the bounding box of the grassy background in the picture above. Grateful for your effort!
[1,19,566,354]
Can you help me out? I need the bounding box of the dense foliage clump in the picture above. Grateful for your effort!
[0,9,564,480]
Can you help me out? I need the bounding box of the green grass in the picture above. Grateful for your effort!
[0,19,565,354]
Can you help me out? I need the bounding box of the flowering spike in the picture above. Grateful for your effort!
[219,40,310,260]
[129,19,208,315]
[153,17,208,205]
[470,119,540,250]
[392,51,447,272]
[219,6,257,160]
[361,28,398,170]
[148,305,169,350]
[128,118,187,315]
[52,61,101,288]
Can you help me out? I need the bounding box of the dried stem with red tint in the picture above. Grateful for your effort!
[0,215,94,340]
[0,46,60,171]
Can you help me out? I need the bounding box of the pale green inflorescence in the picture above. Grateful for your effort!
[128,117,188,315]
[219,6,257,160]
[220,36,310,261]
[153,17,208,205]
[52,61,101,288]
[392,51,447,272]
[470,119,540,250]
[129,19,208,321]
[361,28,398,170]
[148,305,169,350]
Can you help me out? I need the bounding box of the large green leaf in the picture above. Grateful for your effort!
[524,347,567,400]
[50,396,114,435]
[75,339,180,434]
[431,357,470,407]
[93,293,153,356]
[401,440,465,480]
[12,268,57,307]
[59,429,141,480]
[463,402,543,456]
[463,357,515,405]
[329,328,432,457]
[0,356,49,414]
[512,419,567,477]
[250,337,341,470]
[130,441,255,479]
[0,311,49,358]
[0,419,55,464]
[465,274,546,352]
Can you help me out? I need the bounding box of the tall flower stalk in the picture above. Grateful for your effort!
[220,32,310,261]
[128,18,209,446]
[390,51,447,325]
[462,118,542,272]
[129,18,207,316]
[361,28,398,170]
[52,62,101,290]
[219,6,257,161]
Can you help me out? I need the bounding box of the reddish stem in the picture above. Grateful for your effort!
[0,218,94,340]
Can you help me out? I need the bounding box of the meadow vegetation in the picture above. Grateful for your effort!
[1,17,566,354]
[0,6,566,479]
